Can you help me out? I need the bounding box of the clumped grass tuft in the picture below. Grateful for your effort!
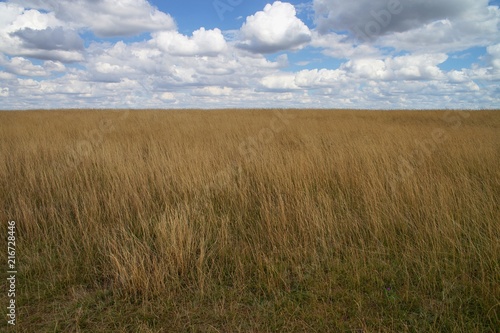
[1,109,499,332]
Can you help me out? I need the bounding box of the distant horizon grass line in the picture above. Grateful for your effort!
[1,107,500,112]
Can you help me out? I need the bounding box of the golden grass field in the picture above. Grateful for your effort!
[1,109,499,332]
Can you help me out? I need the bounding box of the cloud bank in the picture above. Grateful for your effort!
[0,0,499,109]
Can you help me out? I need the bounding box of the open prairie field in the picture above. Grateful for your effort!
[1,109,499,332]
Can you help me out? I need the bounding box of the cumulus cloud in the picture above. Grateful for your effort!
[154,28,227,57]
[44,60,66,72]
[379,9,500,53]
[1,3,61,31]
[12,27,84,51]
[238,1,311,53]
[0,0,498,110]
[313,0,500,53]
[310,31,380,59]
[259,53,448,92]
[0,71,15,80]
[342,54,448,81]
[0,87,9,97]
[79,32,287,93]
[485,43,500,70]
[0,3,84,62]
[294,68,345,87]
[261,73,299,90]
[9,0,176,37]
[0,56,48,76]
[193,86,233,96]
[159,92,176,101]
[315,0,483,35]
[85,41,146,82]
[261,68,346,92]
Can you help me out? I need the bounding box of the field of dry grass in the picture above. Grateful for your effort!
[1,109,499,332]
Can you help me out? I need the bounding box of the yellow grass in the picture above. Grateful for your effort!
[1,109,499,332]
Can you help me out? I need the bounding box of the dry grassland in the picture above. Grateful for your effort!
[0,109,499,332]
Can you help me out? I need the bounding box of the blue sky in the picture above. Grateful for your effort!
[0,0,499,109]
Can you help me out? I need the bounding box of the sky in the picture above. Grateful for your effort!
[0,0,499,109]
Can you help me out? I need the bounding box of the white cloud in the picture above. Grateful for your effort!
[12,27,83,52]
[44,60,66,72]
[314,0,487,35]
[379,10,500,53]
[288,53,448,83]
[0,0,176,63]
[261,73,299,90]
[313,0,500,53]
[486,43,500,69]
[0,55,66,78]
[0,2,24,28]
[9,0,176,37]
[0,56,48,76]
[260,53,448,92]
[0,0,498,110]
[447,70,469,83]
[84,41,149,82]
[193,86,233,96]
[383,53,448,80]
[294,68,345,87]
[311,31,380,59]
[2,4,61,32]
[154,28,227,57]
[0,3,84,62]
[0,71,15,80]
[159,92,176,101]
[238,1,311,53]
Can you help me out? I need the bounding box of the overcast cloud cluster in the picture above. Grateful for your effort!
[0,0,499,109]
